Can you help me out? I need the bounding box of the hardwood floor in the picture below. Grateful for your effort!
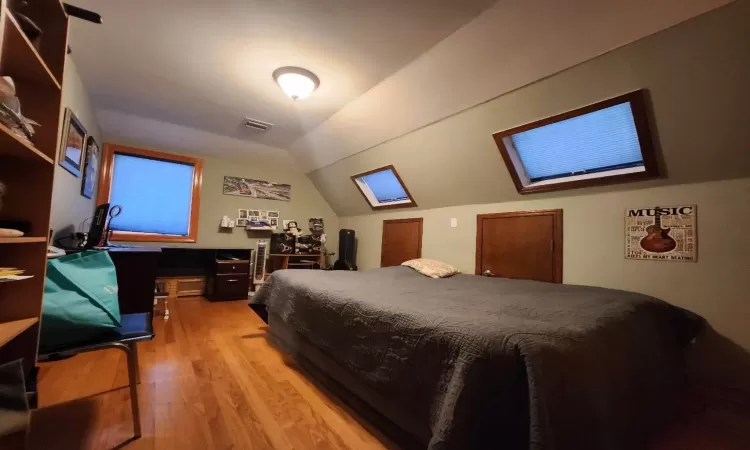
[28,296,750,450]
[30,297,391,450]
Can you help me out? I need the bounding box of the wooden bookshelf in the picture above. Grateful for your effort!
[0,121,53,164]
[0,317,37,346]
[0,237,47,244]
[0,0,68,396]
[2,12,61,90]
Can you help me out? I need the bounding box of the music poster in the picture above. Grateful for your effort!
[625,205,697,262]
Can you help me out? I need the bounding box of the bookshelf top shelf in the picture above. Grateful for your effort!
[0,317,38,347]
[2,11,62,90]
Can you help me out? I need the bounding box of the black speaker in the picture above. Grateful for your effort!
[270,233,295,254]
[337,229,356,269]
[295,235,312,254]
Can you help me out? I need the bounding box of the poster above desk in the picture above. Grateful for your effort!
[222,176,291,202]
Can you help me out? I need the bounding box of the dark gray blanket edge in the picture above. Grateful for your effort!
[256,267,701,449]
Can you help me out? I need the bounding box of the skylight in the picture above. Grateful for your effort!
[351,165,416,209]
[493,90,658,194]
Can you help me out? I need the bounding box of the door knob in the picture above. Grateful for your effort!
[482,270,495,277]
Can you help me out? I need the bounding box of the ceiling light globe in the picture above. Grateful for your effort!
[273,67,320,100]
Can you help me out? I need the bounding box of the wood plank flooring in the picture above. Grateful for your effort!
[30,297,391,450]
[28,296,750,450]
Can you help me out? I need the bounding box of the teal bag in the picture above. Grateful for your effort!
[40,250,121,350]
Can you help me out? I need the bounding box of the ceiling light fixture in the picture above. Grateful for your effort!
[272,67,320,100]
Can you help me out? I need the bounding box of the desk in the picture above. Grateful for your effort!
[64,247,161,315]
[106,247,161,315]
[158,248,252,301]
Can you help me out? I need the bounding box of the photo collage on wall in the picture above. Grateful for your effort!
[237,209,279,229]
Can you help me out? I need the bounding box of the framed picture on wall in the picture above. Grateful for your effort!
[58,108,87,177]
[238,209,248,219]
[80,136,100,199]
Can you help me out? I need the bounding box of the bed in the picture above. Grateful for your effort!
[254,266,702,450]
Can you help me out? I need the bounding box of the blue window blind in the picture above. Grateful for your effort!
[109,154,195,235]
[511,102,643,182]
[360,168,409,203]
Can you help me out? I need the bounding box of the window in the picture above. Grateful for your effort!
[97,144,203,243]
[493,90,658,194]
[351,165,417,210]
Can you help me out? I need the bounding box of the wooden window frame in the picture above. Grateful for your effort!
[97,144,204,243]
[351,165,417,210]
[475,209,563,283]
[492,90,659,194]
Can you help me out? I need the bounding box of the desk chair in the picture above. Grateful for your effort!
[37,313,154,439]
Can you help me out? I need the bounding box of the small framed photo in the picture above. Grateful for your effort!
[268,211,279,218]
[59,108,87,177]
[80,136,100,199]
[248,210,260,217]
[238,209,248,219]
[236,218,247,227]
[260,211,269,220]
[249,216,259,222]
[269,218,278,227]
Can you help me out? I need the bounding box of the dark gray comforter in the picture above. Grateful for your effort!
[255,266,701,450]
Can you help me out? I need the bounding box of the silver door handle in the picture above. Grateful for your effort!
[482,270,495,277]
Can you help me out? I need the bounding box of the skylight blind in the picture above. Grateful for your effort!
[361,169,409,203]
[511,102,643,181]
[109,154,194,235]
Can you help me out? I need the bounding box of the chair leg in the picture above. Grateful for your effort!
[129,342,141,385]
[124,344,142,439]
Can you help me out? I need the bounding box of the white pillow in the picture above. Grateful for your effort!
[401,258,460,278]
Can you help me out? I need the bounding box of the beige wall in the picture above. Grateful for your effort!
[308,1,750,217]
[106,141,340,260]
[342,178,750,354]
[311,1,750,371]
[193,153,339,258]
[50,56,103,235]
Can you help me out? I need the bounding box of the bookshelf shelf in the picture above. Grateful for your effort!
[2,12,62,89]
[0,317,38,347]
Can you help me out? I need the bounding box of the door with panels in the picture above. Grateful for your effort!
[475,210,562,283]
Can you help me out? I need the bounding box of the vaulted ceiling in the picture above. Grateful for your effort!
[67,0,496,158]
[67,0,736,179]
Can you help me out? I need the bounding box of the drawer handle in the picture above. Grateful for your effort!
[226,279,238,282]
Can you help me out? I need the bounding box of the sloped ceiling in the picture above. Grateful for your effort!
[66,0,732,167]
[307,0,750,217]
[66,0,497,152]
[291,0,735,172]
[97,110,296,166]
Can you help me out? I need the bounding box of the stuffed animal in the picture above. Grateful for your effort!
[285,220,302,236]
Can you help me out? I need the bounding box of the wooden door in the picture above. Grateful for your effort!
[381,218,423,267]
[476,210,562,283]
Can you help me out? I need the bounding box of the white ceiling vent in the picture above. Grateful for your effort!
[244,117,273,132]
